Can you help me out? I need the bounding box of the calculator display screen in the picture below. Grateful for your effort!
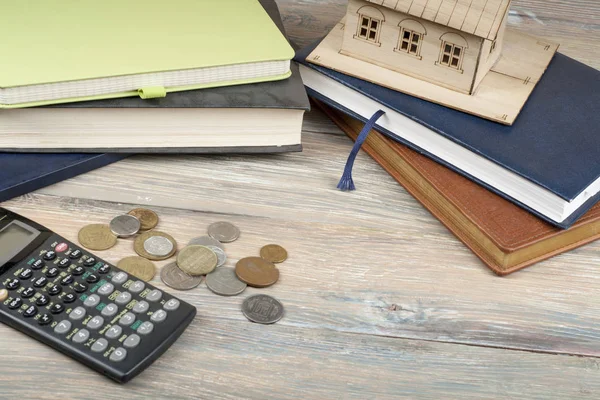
[0,221,40,267]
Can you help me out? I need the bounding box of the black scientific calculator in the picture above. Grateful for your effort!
[0,208,196,383]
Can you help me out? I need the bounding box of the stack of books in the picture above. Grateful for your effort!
[295,21,600,275]
[0,0,309,199]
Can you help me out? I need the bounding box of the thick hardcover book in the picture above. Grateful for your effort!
[296,42,600,229]
[0,0,294,108]
[316,100,600,275]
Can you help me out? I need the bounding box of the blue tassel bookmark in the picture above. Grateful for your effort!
[337,110,386,191]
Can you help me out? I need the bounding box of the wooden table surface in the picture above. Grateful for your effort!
[1,1,599,399]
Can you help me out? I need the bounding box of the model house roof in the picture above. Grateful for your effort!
[364,0,511,40]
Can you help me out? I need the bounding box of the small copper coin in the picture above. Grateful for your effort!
[260,244,288,263]
[235,257,279,288]
[128,208,159,231]
[176,245,218,276]
[117,256,156,282]
[78,224,117,251]
[134,231,177,261]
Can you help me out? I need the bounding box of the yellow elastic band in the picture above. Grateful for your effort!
[137,86,167,99]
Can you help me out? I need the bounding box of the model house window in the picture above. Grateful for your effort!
[398,29,422,56]
[357,15,381,43]
[439,41,464,70]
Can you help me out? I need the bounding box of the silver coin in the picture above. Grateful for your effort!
[160,262,202,291]
[206,245,226,267]
[206,267,246,296]
[188,235,225,250]
[241,294,284,324]
[143,236,174,257]
[109,215,141,238]
[207,221,240,243]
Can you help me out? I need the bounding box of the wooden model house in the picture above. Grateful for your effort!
[340,0,511,95]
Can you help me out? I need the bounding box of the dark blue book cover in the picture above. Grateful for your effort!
[296,41,600,229]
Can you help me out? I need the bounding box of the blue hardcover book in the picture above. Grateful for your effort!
[295,42,600,229]
[0,153,127,203]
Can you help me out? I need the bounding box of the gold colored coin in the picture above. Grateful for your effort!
[117,256,156,282]
[134,231,177,261]
[128,208,159,231]
[0,289,8,302]
[235,257,279,288]
[176,245,218,276]
[260,244,288,263]
[78,224,117,251]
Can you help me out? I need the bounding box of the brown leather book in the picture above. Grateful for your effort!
[315,100,600,275]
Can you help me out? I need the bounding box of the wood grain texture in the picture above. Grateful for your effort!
[1,0,599,398]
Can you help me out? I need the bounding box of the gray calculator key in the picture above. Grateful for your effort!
[69,307,86,321]
[132,301,149,314]
[119,312,136,326]
[111,272,128,285]
[129,281,145,294]
[83,294,100,308]
[124,334,141,349]
[54,320,72,335]
[97,283,115,296]
[109,347,127,363]
[87,316,104,330]
[101,303,119,318]
[72,329,90,344]
[137,321,154,335]
[146,290,162,302]
[164,299,180,311]
[91,338,108,353]
[106,325,123,339]
[115,292,132,305]
[150,309,167,323]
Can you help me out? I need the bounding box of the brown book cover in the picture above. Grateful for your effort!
[315,99,600,275]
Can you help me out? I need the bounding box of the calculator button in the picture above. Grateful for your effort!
[46,267,59,278]
[111,272,128,285]
[86,274,100,284]
[69,249,83,260]
[98,264,111,275]
[73,329,90,344]
[101,303,119,318]
[115,292,132,305]
[33,277,48,288]
[69,307,86,321]
[97,283,115,297]
[91,338,108,353]
[19,268,33,280]
[87,316,104,330]
[62,293,77,304]
[43,251,56,261]
[23,305,38,318]
[38,313,53,326]
[36,294,50,306]
[119,312,136,326]
[146,290,162,302]
[150,309,167,323]
[72,266,85,276]
[8,298,22,309]
[6,279,20,290]
[84,257,97,267]
[74,282,88,293]
[54,320,72,335]
[55,243,68,253]
[106,325,123,339]
[48,284,62,296]
[110,348,127,363]
[50,303,65,315]
[129,281,145,294]
[83,294,100,308]
[163,299,181,311]
[133,301,149,314]
[21,287,36,299]
[32,260,45,270]
[124,334,141,349]
[60,275,74,286]
[137,321,154,335]
[58,258,71,269]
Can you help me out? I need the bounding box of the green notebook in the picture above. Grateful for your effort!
[0,0,295,108]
